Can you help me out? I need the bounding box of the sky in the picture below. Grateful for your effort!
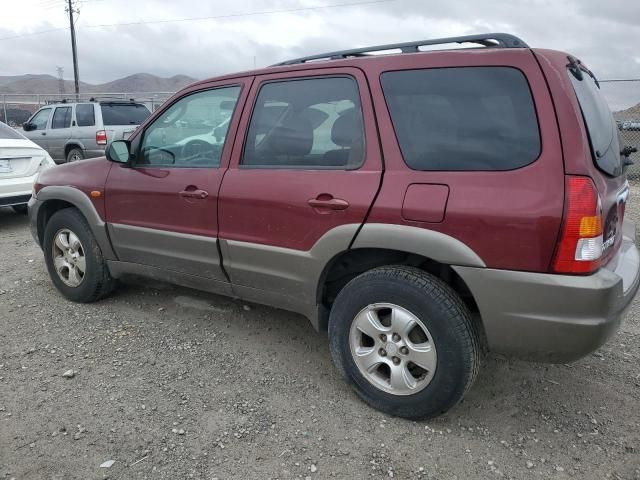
[1,0,640,110]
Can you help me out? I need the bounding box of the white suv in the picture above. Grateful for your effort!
[0,121,55,213]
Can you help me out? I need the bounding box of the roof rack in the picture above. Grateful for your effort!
[272,33,528,66]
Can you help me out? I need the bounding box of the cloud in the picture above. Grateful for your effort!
[1,0,639,109]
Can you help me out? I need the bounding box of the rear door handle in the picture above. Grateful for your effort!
[41,132,46,136]
[308,196,349,210]
[179,188,208,199]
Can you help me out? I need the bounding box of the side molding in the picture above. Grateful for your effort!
[36,185,117,260]
[351,223,486,268]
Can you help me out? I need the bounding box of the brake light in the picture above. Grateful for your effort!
[552,176,603,274]
[96,130,107,145]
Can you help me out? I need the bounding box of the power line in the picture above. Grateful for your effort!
[0,0,394,41]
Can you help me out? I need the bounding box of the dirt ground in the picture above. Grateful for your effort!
[1,185,639,480]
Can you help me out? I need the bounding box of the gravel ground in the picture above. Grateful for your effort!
[1,185,639,480]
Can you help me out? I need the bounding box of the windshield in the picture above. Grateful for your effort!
[0,122,25,140]
[100,103,151,126]
[569,70,622,176]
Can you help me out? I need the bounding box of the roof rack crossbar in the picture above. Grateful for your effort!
[272,32,528,66]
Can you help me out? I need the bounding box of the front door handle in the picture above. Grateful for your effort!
[308,195,349,211]
[179,188,208,199]
[41,132,46,136]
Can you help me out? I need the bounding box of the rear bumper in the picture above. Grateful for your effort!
[454,219,639,362]
[0,172,37,206]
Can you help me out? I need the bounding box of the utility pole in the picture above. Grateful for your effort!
[66,0,80,100]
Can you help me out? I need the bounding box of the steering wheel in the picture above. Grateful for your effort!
[181,139,219,165]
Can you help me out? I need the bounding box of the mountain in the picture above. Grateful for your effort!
[614,103,640,121]
[0,73,198,94]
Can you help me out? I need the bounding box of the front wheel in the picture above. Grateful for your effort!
[328,266,480,419]
[43,208,116,302]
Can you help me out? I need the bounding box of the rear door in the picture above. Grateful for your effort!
[218,68,382,306]
[48,105,73,160]
[72,103,98,152]
[104,79,251,282]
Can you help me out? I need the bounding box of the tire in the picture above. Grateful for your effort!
[43,208,116,302]
[12,204,28,214]
[328,265,480,419]
[66,147,84,163]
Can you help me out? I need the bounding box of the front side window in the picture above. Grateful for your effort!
[242,77,365,169]
[51,106,72,129]
[30,108,52,130]
[75,104,96,127]
[381,67,541,171]
[138,86,241,167]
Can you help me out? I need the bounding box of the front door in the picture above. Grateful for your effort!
[23,107,52,152]
[104,79,252,282]
[218,69,383,309]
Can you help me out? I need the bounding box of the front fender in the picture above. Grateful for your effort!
[34,186,117,260]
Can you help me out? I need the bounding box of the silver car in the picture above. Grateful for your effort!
[22,101,151,163]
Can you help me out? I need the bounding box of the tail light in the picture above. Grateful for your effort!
[552,176,603,274]
[96,130,108,145]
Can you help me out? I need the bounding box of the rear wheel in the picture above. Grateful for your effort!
[328,266,480,419]
[66,148,84,163]
[43,208,116,302]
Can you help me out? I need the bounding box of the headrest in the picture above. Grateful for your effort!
[269,116,314,156]
[331,109,362,147]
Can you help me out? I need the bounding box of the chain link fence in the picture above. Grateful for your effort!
[600,79,640,179]
[0,92,174,127]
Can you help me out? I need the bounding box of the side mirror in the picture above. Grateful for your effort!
[106,140,131,164]
[23,122,35,131]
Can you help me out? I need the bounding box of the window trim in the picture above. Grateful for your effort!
[51,106,72,130]
[239,74,367,171]
[379,65,542,172]
[133,83,243,169]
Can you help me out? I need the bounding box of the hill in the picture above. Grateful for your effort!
[0,73,197,94]
[614,103,640,121]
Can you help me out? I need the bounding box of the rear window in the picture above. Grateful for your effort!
[0,122,24,139]
[100,103,151,126]
[75,103,95,127]
[381,67,541,171]
[569,71,622,177]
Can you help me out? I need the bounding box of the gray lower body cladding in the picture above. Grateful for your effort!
[454,220,639,362]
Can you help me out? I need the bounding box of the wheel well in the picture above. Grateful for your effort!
[64,144,82,157]
[36,199,76,245]
[317,248,482,334]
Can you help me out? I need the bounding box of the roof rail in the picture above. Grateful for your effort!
[272,33,528,66]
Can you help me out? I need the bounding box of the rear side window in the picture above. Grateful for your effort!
[569,71,621,177]
[0,122,24,139]
[100,103,151,126]
[381,67,541,171]
[242,77,365,169]
[75,103,95,127]
[51,106,72,129]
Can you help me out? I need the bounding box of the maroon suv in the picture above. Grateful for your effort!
[28,33,639,419]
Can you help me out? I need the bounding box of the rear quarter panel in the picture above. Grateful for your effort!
[359,49,565,272]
